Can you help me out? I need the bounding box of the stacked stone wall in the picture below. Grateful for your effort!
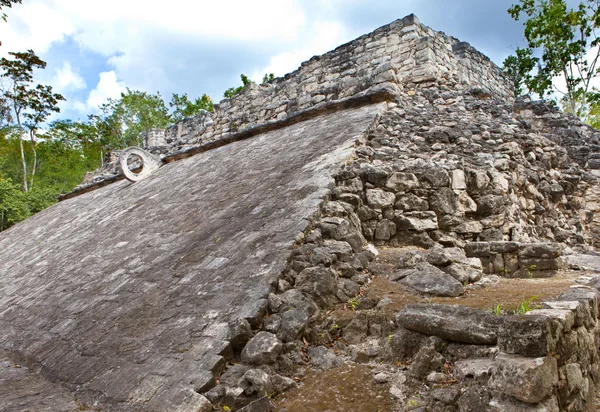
[465,241,563,275]
[145,14,513,152]
[328,90,599,251]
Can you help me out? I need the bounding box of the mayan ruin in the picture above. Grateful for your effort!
[3,9,600,412]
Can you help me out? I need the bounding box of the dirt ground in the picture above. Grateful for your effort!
[273,364,394,412]
[369,247,581,315]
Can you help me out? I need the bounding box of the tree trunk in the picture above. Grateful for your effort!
[29,129,37,190]
[15,109,28,192]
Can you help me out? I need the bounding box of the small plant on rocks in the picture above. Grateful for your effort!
[515,295,541,315]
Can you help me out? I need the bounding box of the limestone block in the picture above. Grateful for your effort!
[366,189,396,209]
[454,358,496,381]
[396,303,503,344]
[399,262,464,297]
[489,353,558,404]
[395,211,438,231]
[455,220,483,234]
[451,169,467,190]
[518,257,563,271]
[374,219,396,240]
[519,243,562,259]
[385,172,420,192]
[241,332,283,365]
[489,241,519,254]
[295,267,338,307]
[498,314,565,357]
[488,394,559,412]
[456,191,477,213]
[465,242,490,257]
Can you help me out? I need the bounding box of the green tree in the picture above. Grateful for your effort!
[91,88,172,150]
[169,93,214,122]
[223,74,253,99]
[503,47,538,97]
[24,84,64,189]
[507,0,600,117]
[0,49,49,191]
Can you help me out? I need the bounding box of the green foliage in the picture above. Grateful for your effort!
[0,49,64,192]
[89,88,171,150]
[223,74,254,99]
[503,48,537,97]
[347,297,359,311]
[493,303,504,315]
[508,0,600,117]
[0,175,29,231]
[169,93,214,122]
[262,73,275,84]
[516,295,541,315]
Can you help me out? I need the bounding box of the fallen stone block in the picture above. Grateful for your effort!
[396,303,503,344]
[241,332,282,365]
[489,353,558,404]
[399,262,464,297]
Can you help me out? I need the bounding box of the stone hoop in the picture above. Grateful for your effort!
[119,147,162,183]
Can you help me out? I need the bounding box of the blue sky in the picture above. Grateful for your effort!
[0,0,525,121]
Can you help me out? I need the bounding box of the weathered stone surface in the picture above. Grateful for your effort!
[489,394,559,412]
[395,211,438,231]
[465,242,490,257]
[399,263,464,297]
[366,189,396,209]
[237,396,275,412]
[428,188,457,215]
[385,327,427,362]
[386,172,420,192]
[489,353,558,404]
[408,345,444,378]
[238,369,272,396]
[0,103,385,409]
[396,304,503,344]
[295,267,338,307]
[241,332,283,365]
[497,315,564,357]
[476,195,505,217]
[519,243,562,259]
[394,193,429,211]
[454,358,496,381]
[307,346,342,370]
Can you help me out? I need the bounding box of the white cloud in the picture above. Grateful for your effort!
[254,20,350,78]
[0,1,74,56]
[84,71,126,112]
[53,62,86,92]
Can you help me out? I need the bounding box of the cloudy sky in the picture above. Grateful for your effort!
[0,0,526,121]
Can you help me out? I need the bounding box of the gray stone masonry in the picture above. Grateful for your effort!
[0,104,385,411]
[140,13,513,158]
